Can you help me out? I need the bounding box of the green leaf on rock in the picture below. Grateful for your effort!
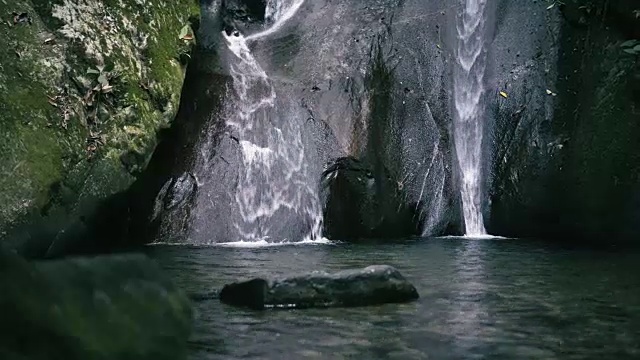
[620,40,638,48]
[87,68,100,75]
[623,49,637,55]
[97,74,109,86]
[179,25,190,40]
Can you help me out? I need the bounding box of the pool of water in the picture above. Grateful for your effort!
[147,238,640,359]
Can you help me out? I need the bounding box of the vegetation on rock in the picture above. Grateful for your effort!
[0,0,200,242]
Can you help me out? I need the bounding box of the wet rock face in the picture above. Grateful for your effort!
[153,173,198,215]
[487,0,640,243]
[0,249,192,360]
[322,157,421,241]
[148,172,198,242]
[222,0,268,34]
[219,265,419,310]
[176,0,464,243]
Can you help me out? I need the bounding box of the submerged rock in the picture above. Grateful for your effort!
[219,265,419,310]
[0,249,192,360]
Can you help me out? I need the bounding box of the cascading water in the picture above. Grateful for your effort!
[453,0,488,236]
[191,0,324,244]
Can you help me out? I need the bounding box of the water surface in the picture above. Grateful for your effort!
[148,238,640,359]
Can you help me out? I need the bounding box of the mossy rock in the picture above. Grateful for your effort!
[0,248,192,360]
[0,0,200,250]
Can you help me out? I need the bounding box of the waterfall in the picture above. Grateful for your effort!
[453,0,488,236]
[191,0,324,243]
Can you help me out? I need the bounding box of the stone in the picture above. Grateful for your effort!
[219,265,419,310]
[322,157,421,241]
[152,173,198,218]
[0,248,192,360]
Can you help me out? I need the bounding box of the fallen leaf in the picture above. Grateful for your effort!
[179,25,191,40]
[124,125,144,135]
[546,89,557,96]
[44,37,55,45]
[97,74,109,86]
[48,99,58,107]
[499,91,508,98]
[620,39,638,48]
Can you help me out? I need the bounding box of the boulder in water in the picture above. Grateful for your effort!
[219,265,419,310]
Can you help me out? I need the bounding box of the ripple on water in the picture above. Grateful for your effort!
[148,238,640,360]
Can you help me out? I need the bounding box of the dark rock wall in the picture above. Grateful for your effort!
[488,0,640,244]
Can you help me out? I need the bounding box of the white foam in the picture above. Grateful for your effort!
[247,0,306,41]
[240,140,274,163]
[214,238,334,248]
[437,235,509,240]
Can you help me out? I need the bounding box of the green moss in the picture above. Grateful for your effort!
[0,0,200,234]
[0,0,69,223]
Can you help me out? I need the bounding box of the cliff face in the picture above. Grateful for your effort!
[6,0,636,250]
[489,0,640,244]
[143,0,466,243]
[138,0,640,244]
[0,0,199,254]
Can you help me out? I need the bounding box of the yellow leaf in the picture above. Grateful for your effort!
[124,126,144,135]
[499,91,508,98]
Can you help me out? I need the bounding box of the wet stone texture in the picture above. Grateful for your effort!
[220,265,419,310]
